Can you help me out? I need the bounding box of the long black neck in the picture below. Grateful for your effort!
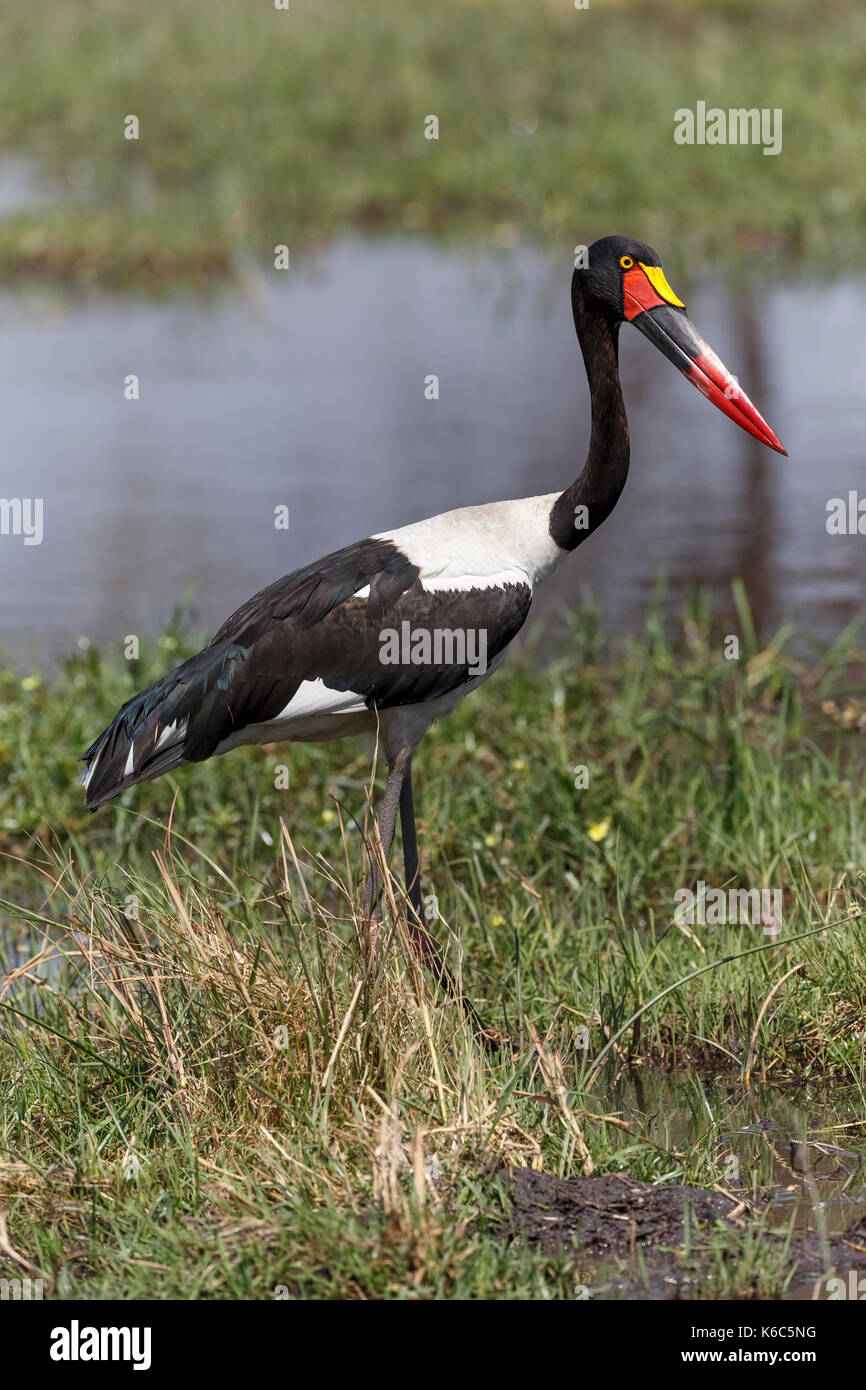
[548,283,630,553]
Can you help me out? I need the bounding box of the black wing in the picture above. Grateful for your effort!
[81,536,531,809]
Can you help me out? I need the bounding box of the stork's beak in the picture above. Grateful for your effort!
[625,264,787,455]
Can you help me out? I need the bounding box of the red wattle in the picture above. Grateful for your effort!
[622,265,668,321]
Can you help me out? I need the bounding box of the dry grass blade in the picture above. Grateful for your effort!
[744,962,807,1084]
[529,1024,594,1174]
[0,1207,51,1287]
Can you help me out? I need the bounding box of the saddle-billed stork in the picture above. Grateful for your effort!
[81,236,785,1034]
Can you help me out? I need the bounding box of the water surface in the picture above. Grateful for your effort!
[0,238,863,665]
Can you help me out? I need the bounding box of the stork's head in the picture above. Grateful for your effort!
[574,235,786,454]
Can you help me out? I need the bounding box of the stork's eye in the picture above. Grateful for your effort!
[619,255,634,270]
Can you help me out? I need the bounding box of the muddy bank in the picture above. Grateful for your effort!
[502,1168,866,1299]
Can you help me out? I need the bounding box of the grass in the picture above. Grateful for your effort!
[2,594,866,1298]
[0,0,863,285]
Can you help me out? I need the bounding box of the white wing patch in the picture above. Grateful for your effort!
[214,678,373,756]
[81,752,100,790]
[274,678,368,723]
[121,718,190,780]
[156,719,184,750]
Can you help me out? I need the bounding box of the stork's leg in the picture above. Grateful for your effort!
[398,758,491,1040]
[363,748,410,916]
[398,760,424,927]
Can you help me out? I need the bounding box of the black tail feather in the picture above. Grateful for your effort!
[80,641,251,810]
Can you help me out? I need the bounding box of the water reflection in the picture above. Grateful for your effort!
[597,1067,866,1238]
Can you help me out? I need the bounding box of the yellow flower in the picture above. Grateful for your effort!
[491,914,505,928]
[320,808,337,826]
[20,675,41,692]
[484,833,498,848]
[588,818,611,843]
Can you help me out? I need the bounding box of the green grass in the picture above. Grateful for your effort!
[0,0,863,284]
[2,595,866,1298]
